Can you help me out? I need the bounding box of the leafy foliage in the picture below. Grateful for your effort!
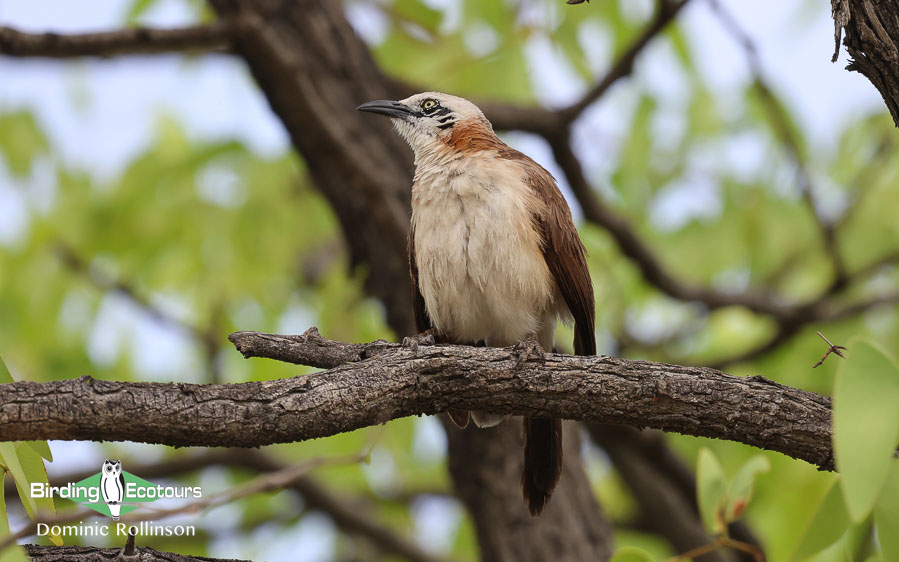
[0,356,60,554]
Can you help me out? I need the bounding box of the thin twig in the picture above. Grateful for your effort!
[559,0,692,122]
[813,331,847,368]
[668,537,766,562]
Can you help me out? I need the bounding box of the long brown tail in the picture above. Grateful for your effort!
[521,417,563,516]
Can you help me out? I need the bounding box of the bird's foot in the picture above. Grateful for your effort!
[513,332,545,368]
[402,328,437,354]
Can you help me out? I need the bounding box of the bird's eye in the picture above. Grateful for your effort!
[421,99,438,112]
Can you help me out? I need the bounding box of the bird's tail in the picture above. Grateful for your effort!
[521,417,563,517]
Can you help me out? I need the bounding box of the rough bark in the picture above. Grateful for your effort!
[0,329,835,471]
[23,544,248,561]
[445,420,613,562]
[833,0,899,126]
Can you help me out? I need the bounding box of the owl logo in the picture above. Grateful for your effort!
[100,459,125,520]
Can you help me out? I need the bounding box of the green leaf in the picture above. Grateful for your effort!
[792,478,850,560]
[0,355,12,384]
[394,0,442,32]
[609,546,656,562]
[0,473,8,536]
[833,339,899,522]
[125,0,157,24]
[22,441,52,462]
[0,475,29,562]
[725,455,771,522]
[874,460,899,562]
[12,443,61,546]
[0,443,36,517]
[697,447,727,535]
[0,111,49,177]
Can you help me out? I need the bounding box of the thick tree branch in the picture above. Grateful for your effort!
[0,20,239,58]
[444,419,614,561]
[23,544,249,561]
[0,328,834,470]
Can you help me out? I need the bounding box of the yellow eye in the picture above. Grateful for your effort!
[422,99,437,111]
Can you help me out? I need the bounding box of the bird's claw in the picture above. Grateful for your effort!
[402,330,436,354]
[513,332,545,368]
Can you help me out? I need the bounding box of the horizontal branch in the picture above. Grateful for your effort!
[0,20,238,58]
[0,328,834,470]
[24,545,248,561]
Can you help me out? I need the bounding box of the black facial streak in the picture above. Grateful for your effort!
[438,122,455,130]
[432,107,452,117]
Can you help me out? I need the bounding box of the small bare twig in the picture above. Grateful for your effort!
[813,331,847,368]
[668,536,766,562]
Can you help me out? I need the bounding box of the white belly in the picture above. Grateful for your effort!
[412,163,559,348]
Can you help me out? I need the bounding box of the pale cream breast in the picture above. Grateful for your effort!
[412,156,560,348]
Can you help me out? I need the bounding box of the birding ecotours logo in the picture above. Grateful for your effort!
[30,460,203,519]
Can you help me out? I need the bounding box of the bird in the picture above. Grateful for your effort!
[357,92,595,516]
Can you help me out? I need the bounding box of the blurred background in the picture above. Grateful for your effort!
[1,0,897,560]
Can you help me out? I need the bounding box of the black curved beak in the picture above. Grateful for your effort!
[356,99,414,120]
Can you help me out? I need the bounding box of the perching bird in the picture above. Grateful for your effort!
[358,92,595,516]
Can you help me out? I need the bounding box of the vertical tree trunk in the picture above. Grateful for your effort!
[834,0,899,126]
[211,0,416,335]
[446,420,614,561]
[208,1,614,558]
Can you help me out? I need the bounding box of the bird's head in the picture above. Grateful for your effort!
[357,92,494,158]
